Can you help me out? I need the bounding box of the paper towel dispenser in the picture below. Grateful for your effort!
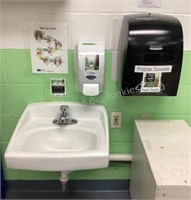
[76,41,105,96]
[119,13,183,96]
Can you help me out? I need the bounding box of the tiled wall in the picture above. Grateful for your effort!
[0,0,191,180]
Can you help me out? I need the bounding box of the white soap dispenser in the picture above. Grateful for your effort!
[76,41,105,96]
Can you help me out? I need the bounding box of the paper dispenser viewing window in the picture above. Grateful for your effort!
[119,13,183,96]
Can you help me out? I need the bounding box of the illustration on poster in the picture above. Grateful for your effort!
[34,30,63,66]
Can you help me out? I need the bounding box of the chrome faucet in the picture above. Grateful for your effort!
[53,105,78,125]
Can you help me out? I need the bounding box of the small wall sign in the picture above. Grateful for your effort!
[50,78,66,97]
[137,0,161,7]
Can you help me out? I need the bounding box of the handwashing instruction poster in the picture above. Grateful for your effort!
[29,23,68,73]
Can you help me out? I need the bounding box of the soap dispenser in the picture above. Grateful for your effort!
[76,41,105,96]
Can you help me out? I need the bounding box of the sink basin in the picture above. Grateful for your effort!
[5,102,109,171]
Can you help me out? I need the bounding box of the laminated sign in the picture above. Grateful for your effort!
[135,65,172,93]
[29,23,68,74]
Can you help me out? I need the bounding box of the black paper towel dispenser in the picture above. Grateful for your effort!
[119,13,183,96]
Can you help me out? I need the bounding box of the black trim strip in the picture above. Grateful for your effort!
[5,180,131,199]
[6,180,130,191]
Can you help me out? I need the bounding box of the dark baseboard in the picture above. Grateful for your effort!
[4,180,131,199]
[6,180,130,191]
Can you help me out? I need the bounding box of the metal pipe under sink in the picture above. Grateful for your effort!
[59,154,132,192]
[60,171,70,192]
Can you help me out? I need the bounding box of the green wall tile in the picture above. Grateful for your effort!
[66,86,81,101]
[13,115,21,127]
[20,170,60,180]
[0,115,20,143]
[5,49,37,84]
[104,51,113,85]
[1,84,44,115]
[0,114,2,143]
[170,85,191,115]
[118,96,175,115]
[1,142,8,168]
[0,115,15,142]
[69,163,131,180]
[3,169,21,180]
[110,142,132,154]
[0,50,7,83]
[67,50,76,82]
[180,51,191,85]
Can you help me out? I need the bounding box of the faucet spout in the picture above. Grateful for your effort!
[60,105,69,114]
[53,105,78,125]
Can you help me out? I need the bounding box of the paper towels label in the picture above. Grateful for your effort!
[135,65,172,73]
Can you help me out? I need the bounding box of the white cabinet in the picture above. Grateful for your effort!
[130,120,191,200]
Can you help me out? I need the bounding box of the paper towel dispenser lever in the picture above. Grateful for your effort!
[76,41,105,96]
[119,13,183,96]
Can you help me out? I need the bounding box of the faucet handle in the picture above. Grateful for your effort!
[60,105,69,112]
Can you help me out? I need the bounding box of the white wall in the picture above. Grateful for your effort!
[0,0,191,50]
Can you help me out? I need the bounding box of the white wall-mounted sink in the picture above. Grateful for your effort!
[5,102,109,171]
